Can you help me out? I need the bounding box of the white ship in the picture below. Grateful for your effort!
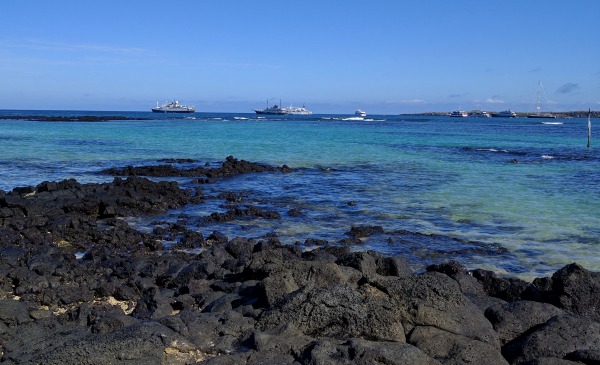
[152,100,195,113]
[493,110,518,118]
[284,105,312,115]
[449,110,468,117]
[254,100,312,115]
[470,110,491,118]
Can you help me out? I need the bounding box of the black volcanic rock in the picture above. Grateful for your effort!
[484,300,565,345]
[532,263,600,322]
[502,315,600,364]
[1,158,600,364]
[346,225,385,237]
[0,115,149,122]
[0,176,191,252]
[100,155,292,179]
[204,205,281,222]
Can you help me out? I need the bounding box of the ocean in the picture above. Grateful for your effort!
[1,110,598,280]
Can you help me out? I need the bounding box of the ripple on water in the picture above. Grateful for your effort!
[2,115,600,279]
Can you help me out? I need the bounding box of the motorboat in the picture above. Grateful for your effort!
[449,110,468,117]
[470,110,491,118]
[151,100,195,113]
[492,110,518,118]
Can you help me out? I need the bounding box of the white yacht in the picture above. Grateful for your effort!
[527,81,556,119]
[449,110,468,117]
[493,110,518,118]
[470,110,491,118]
[284,105,312,115]
[151,100,195,113]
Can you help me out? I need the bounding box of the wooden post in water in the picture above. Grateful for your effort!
[588,109,592,148]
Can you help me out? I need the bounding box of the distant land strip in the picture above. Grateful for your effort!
[0,115,150,122]
[408,110,600,118]
[0,111,598,121]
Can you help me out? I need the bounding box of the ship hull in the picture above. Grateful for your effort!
[527,115,556,119]
[254,110,287,115]
[151,108,195,113]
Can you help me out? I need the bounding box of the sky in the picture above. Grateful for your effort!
[1,1,599,114]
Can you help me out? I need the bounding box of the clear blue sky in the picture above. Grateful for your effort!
[1,0,598,114]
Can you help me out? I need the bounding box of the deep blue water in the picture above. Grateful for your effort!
[1,110,598,279]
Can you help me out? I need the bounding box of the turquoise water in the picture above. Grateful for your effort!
[1,111,598,279]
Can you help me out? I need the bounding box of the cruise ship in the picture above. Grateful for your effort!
[151,100,195,113]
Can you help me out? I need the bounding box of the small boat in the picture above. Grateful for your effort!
[355,109,367,117]
[470,110,491,118]
[527,81,557,119]
[151,100,195,113]
[254,100,288,115]
[284,105,312,115]
[528,113,557,119]
[492,109,518,118]
[450,110,468,117]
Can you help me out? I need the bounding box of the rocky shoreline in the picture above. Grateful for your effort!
[1,157,599,364]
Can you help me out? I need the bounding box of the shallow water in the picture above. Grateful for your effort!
[1,111,598,279]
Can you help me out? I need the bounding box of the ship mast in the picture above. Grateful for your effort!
[529,81,550,116]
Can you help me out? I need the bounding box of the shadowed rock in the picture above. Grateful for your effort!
[502,315,600,364]
[485,301,565,345]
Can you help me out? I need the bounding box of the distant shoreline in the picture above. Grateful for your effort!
[0,110,598,120]
[404,110,599,118]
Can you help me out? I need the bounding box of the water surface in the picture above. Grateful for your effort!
[1,111,598,279]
